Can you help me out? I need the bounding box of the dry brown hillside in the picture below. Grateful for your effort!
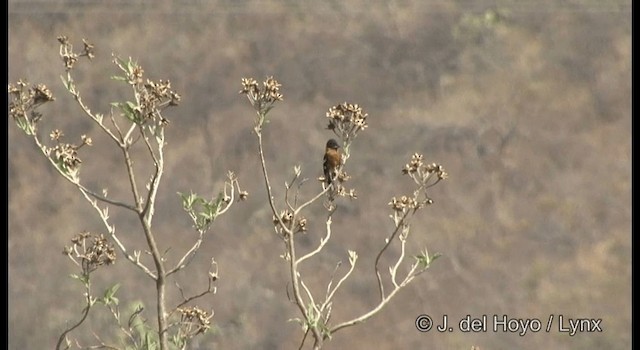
[9,1,631,349]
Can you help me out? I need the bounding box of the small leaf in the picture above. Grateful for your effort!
[114,100,140,123]
[125,100,137,110]
[114,56,128,69]
[103,283,120,300]
[60,75,70,90]
[416,251,442,269]
[126,59,135,75]
[70,273,90,286]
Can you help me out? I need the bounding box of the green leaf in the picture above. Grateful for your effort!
[142,332,157,350]
[416,252,442,269]
[102,283,121,305]
[112,100,140,123]
[125,101,137,110]
[179,191,202,210]
[126,59,134,75]
[15,118,35,135]
[110,75,127,81]
[170,334,185,349]
[178,191,188,207]
[114,56,131,74]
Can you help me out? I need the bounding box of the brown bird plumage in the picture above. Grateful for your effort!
[323,139,341,186]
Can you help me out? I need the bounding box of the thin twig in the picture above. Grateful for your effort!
[55,278,93,350]
[172,279,215,311]
[389,231,408,288]
[297,216,332,265]
[298,328,310,350]
[374,210,410,300]
[320,256,356,314]
[166,233,204,276]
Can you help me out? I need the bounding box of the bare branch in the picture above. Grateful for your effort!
[297,216,332,265]
[63,72,121,144]
[320,252,357,314]
[166,232,204,276]
[389,229,409,289]
[328,283,404,335]
[56,278,93,350]
[77,188,156,279]
[173,278,216,311]
[374,210,410,300]
[300,279,319,316]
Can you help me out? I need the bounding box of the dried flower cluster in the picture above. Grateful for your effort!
[402,153,448,184]
[8,80,55,134]
[326,102,368,143]
[64,232,116,274]
[335,184,357,199]
[177,306,212,336]
[140,79,181,122]
[45,132,93,179]
[389,153,447,213]
[389,195,421,212]
[239,77,283,113]
[50,142,82,172]
[58,35,94,71]
[273,210,307,234]
[113,57,181,125]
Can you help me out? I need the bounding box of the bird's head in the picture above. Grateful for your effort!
[326,139,340,150]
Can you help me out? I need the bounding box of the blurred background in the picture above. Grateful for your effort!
[8,0,631,349]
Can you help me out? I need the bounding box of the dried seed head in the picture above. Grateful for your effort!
[67,232,116,272]
[296,217,308,233]
[80,134,93,146]
[402,153,424,175]
[31,84,55,105]
[82,39,95,60]
[177,306,212,335]
[50,129,64,141]
[239,76,283,113]
[239,77,259,95]
[57,35,69,45]
[326,102,369,141]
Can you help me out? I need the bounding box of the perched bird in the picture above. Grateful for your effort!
[323,139,342,186]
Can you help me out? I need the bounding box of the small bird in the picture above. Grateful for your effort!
[323,139,342,186]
